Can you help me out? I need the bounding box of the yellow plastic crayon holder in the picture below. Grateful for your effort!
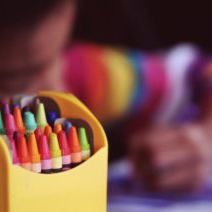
[0,91,108,212]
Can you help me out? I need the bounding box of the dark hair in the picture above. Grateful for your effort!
[0,0,70,28]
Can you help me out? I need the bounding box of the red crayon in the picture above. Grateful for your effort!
[58,131,71,171]
[39,135,52,174]
[17,135,31,170]
[4,113,17,138]
[35,127,42,144]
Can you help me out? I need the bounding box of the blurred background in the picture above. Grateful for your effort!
[73,0,212,51]
[71,1,212,211]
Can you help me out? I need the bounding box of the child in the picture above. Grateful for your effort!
[0,0,212,192]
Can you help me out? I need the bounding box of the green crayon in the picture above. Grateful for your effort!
[78,128,91,161]
[36,103,48,131]
[24,112,37,135]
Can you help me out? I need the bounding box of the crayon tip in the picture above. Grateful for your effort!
[28,133,40,163]
[3,103,10,115]
[44,125,52,138]
[24,112,37,133]
[58,131,70,156]
[36,103,48,130]
[49,133,61,158]
[78,128,90,150]
[47,112,57,127]
[12,96,21,106]
[14,107,26,135]
[65,121,72,135]
[68,127,82,153]
[0,110,5,134]
[4,113,17,136]
[39,135,51,160]
[17,135,31,166]
[54,123,62,134]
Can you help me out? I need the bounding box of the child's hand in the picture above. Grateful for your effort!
[129,124,212,191]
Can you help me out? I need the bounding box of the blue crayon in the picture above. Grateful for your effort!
[65,121,72,136]
[47,112,57,128]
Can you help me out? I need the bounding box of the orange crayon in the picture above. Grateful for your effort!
[68,127,82,168]
[44,125,52,143]
[14,107,26,135]
[54,123,62,134]
[28,133,41,173]
[18,135,31,170]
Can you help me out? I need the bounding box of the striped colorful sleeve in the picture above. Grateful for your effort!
[64,43,168,124]
[64,43,203,125]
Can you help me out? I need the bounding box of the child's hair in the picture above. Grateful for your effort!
[0,0,72,28]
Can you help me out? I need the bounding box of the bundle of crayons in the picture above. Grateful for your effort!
[0,96,91,174]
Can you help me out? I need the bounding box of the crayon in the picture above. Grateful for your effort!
[24,112,37,134]
[39,135,51,174]
[28,133,41,173]
[3,103,10,115]
[14,107,26,135]
[54,123,62,134]
[78,128,91,161]
[36,103,48,131]
[0,110,5,134]
[17,135,31,170]
[10,139,19,165]
[58,131,71,171]
[49,133,62,173]
[68,127,82,168]
[4,113,17,138]
[65,121,72,136]
[44,125,52,144]
[47,112,57,128]
[11,96,21,106]
[34,127,42,144]
[13,104,20,110]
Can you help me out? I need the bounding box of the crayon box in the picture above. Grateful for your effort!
[0,91,108,212]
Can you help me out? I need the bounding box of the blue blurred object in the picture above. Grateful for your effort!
[128,50,146,114]
[64,121,72,136]
[47,111,58,128]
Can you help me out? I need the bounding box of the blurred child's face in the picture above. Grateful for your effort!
[0,1,75,96]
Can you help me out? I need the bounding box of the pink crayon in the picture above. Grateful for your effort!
[3,103,10,115]
[4,113,17,138]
